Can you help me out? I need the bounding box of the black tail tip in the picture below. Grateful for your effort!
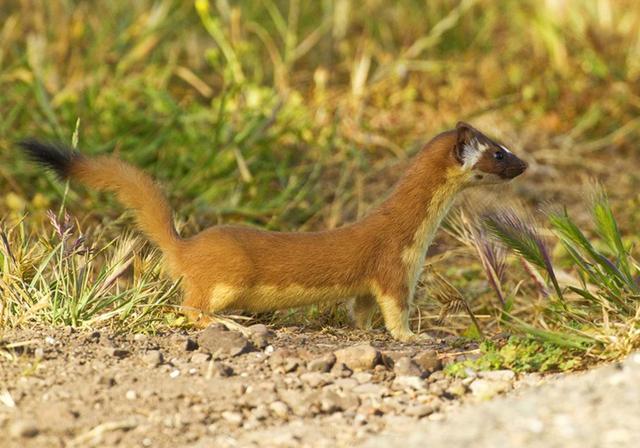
[17,139,80,179]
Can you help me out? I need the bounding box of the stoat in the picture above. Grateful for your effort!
[19,122,527,341]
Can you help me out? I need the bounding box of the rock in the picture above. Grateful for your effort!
[142,350,163,368]
[413,350,442,373]
[191,352,212,364]
[320,390,360,413]
[334,344,381,371]
[479,369,516,382]
[183,338,198,352]
[34,347,44,360]
[352,383,388,397]
[252,405,269,420]
[197,326,253,358]
[308,353,336,373]
[209,361,234,378]
[269,401,290,419]
[394,357,423,377]
[300,372,331,388]
[446,380,467,397]
[352,372,373,384]
[221,411,243,425]
[405,404,436,418]
[96,375,116,387]
[469,378,512,400]
[330,362,353,378]
[9,420,39,438]
[125,390,137,400]
[269,349,304,373]
[393,375,426,391]
[334,378,359,390]
[107,347,130,359]
[247,324,274,349]
[133,333,147,342]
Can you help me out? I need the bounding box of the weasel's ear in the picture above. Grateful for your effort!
[454,122,476,165]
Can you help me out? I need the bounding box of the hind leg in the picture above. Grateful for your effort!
[352,295,377,329]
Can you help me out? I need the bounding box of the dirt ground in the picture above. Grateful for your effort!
[0,323,551,448]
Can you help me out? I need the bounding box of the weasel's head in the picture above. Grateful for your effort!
[452,122,527,185]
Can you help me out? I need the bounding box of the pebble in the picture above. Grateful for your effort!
[247,324,274,349]
[469,378,512,400]
[221,411,243,425]
[300,372,331,388]
[9,420,39,438]
[183,338,198,352]
[413,350,442,373]
[269,401,290,419]
[479,369,516,382]
[197,326,253,358]
[393,375,426,391]
[353,372,373,384]
[331,362,353,378]
[334,344,381,371]
[34,347,45,360]
[352,383,388,397]
[125,390,138,400]
[394,357,423,377]
[308,353,337,373]
[142,350,164,368]
[191,353,212,363]
[107,348,131,359]
[210,361,234,377]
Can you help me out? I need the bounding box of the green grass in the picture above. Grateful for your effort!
[1,1,640,368]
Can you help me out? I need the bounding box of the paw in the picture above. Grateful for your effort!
[390,330,433,343]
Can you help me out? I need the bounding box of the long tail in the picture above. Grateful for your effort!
[18,140,181,264]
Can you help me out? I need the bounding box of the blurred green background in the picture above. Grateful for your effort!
[2,0,639,234]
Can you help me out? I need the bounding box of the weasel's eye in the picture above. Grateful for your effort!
[494,150,504,160]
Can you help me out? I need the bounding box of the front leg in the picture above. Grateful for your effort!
[373,287,430,342]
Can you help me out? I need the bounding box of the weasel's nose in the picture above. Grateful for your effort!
[504,157,528,179]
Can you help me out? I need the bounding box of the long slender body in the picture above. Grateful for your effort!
[19,122,527,341]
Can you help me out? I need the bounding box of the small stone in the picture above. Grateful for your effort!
[352,372,373,384]
[183,338,198,352]
[269,401,290,419]
[87,331,101,342]
[269,349,303,373]
[334,378,359,390]
[352,383,388,397]
[405,404,436,418]
[96,375,116,387]
[221,411,243,425]
[107,348,130,359]
[300,372,331,388]
[44,336,56,345]
[252,405,269,420]
[125,390,137,400]
[469,378,512,400]
[308,353,337,373]
[479,369,516,382]
[191,352,212,363]
[197,326,253,358]
[330,362,353,378]
[446,380,467,397]
[142,350,163,368]
[210,361,234,377]
[9,420,39,438]
[169,369,181,378]
[133,333,147,342]
[34,347,45,360]
[393,375,426,391]
[394,357,423,377]
[247,324,274,349]
[334,344,381,371]
[413,350,442,373]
